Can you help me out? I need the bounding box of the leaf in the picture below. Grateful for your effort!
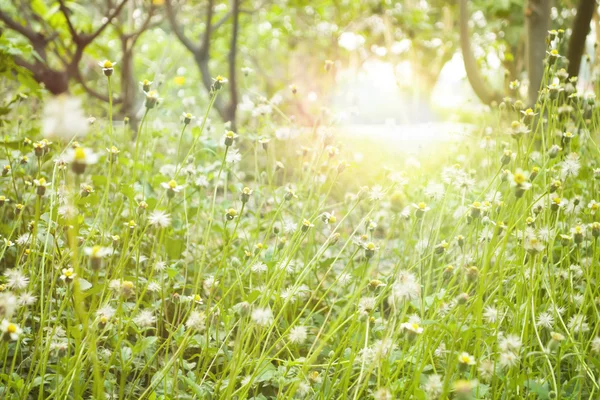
[524,379,549,399]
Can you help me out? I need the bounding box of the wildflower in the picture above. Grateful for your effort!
[42,95,89,141]
[546,48,562,65]
[186,311,206,331]
[251,307,273,326]
[509,80,520,90]
[144,90,160,109]
[413,202,430,218]
[98,60,116,76]
[4,269,29,290]
[125,220,137,230]
[321,211,336,225]
[511,170,532,198]
[140,79,153,92]
[537,312,554,329]
[498,351,519,369]
[400,321,424,338]
[84,245,110,270]
[161,179,185,198]
[226,149,242,163]
[134,310,156,328]
[324,59,334,71]
[363,242,378,259]
[510,121,530,139]
[240,187,253,203]
[182,112,195,125]
[498,334,522,353]
[567,314,589,334]
[458,352,476,367]
[148,210,172,228]
[258,137,270,150]
[241,66,253,76]
[301,219,314,232]
[224,130,238,147]
[289,84,298,94]
[33,177,50,196]
[289,326,308,344]
[60,267,76,283]
[591,337,600,354]
[211,75,228,92]
[372,388,392,400]
[66,147,99,174]
[225,208,238,221]
[388,271,420,307]
[0,320,22,341]
[284,187,298,201]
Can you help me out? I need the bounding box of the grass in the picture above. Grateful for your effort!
[0,56,600,400]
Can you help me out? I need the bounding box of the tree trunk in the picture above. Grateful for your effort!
[525,0,551,105]
[120,43,137,123]
[567,0,596,77]
[458,0,501,105]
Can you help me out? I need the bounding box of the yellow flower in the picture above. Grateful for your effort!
[174,76,186,86]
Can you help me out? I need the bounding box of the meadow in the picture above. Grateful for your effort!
[1,26,600,400]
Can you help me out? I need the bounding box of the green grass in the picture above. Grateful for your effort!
[0,59,600,400]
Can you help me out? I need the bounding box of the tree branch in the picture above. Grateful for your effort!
[0,9,44,43]
[81,0,128,45]
[199,0,215,59]
[57,0,79,41]
[165,0,200,53]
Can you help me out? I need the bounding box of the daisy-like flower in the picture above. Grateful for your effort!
[225,208,238,221]
[98,60,116,76]
[1,319,22,341]
[66,147,99,175]
[400,321,424,337]
[84,245,111,269]
[60,267,76,283]
[42,95,89,141]
[144,90,160,109]
[140,79,153,92]
[182,112,195,125]
[161,179,185,198]
[458,352,476,367]
[211,75,228,92]
[301,218,314,232]
[148,210,172,228]
[413,202,430,218]
[33,177,51,196]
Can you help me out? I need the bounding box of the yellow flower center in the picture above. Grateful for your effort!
[418,202,427,210]
[513,173,526,184]
[74,147,86,161]
[37,178,46,186]
[168,180,177,189]
[103,60,113,68]
[366,242,376,250]
[64,270,73,277]
[6,323,17,334]
[91,245,102,257]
